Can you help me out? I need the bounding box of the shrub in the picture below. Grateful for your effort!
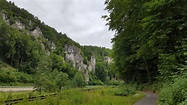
[115,84,136,96]
[0,70,17,83]
[16,72,33,83]
[88,79,104,85]
[106,79,123,86]
[72,72,86,88]
[158,77,187,105]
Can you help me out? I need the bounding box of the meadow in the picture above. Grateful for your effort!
[0,86,145,105]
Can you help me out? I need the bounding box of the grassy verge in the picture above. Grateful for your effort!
[0,91,49,104]
[6,86,145,105]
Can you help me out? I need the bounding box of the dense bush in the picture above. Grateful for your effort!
[0,64,34,84]
[88,79,104,85]
[0,70,16,83]
[16,72,33,83]
[105,79,123,86]
[72,72,86,88]
[158,77,187,105]
[115,84,136,96]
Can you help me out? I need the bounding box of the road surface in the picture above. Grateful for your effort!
[134,92,158,105]
[0,87,34,92]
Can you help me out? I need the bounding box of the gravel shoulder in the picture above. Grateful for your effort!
[134,91,158,105]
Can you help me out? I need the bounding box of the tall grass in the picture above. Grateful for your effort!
[11,86,145,105]
[0,91,48,104]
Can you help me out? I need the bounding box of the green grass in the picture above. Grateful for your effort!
[11,86,145,105]
[0,91,48,104]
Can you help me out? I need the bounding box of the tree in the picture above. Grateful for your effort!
[95,62,108,82]
[72,72,86,88]
[141,0,187,81]
[34,56,53,93]
[54,71,69,90]
[104,0,187,84]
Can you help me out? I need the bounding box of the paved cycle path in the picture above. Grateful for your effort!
[0,87,34,92]
[134,92,158,105]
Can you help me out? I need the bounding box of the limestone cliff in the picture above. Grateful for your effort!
[64,45,95,83]
[88,55,96,72]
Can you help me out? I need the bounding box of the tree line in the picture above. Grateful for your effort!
[104,0,187,104]
[104,0,187,84]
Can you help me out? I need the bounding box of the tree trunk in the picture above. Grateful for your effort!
[145,60,151,84]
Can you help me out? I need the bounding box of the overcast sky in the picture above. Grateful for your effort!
[7,0,114,48]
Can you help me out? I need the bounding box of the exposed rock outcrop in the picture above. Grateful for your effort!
[50,42,56,50]
[104,56,113,64]
[12,20,25,30]
[64,45,91,83]
[88,55,96,72]
[0,11,10,24]
[64,45,84,68]
[31,27,42,37]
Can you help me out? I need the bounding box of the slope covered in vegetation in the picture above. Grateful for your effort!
[0,0,115,91]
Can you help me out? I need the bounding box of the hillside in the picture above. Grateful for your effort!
[0,0,115,89]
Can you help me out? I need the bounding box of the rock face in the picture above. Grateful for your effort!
[88,55,96,72]
[64,45,99,83]
[64,44,90,83]
[31,27,42,37]
[0,12,10,24]
[64,45,84,68]
[104,56,113,64]
[12,20,25,30]
[50,42,56,50]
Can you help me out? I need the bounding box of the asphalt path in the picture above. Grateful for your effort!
[0,86,34,92]
[134,92,158,105]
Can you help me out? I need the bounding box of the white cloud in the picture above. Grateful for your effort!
[7,0,114,48]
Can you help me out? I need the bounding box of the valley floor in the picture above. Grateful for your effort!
[0,86,145,105]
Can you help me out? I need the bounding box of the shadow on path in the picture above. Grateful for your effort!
[134,92,157,105]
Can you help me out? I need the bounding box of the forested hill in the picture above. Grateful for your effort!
[0,0,114,88]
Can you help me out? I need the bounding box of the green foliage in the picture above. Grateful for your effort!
[0,69,16,83]
[107,62,118,80]
[104,0,187,85]
[0,63,33,84]
[89,79,104,85]
[105,79,123,86]
[72,72,86,88]
[158,77,187,105]
[16,72,33,83]
[50,53,66,71]
[115,84,136,96]
[0,0,83,87]
[34,56,70,92]
[81,45,111,61]
[0,0,118,90]
[81,46,115,84]
[34,69,70,92]
[0,17,43,74]
[4,87,144,105]
[95,62,108,82]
